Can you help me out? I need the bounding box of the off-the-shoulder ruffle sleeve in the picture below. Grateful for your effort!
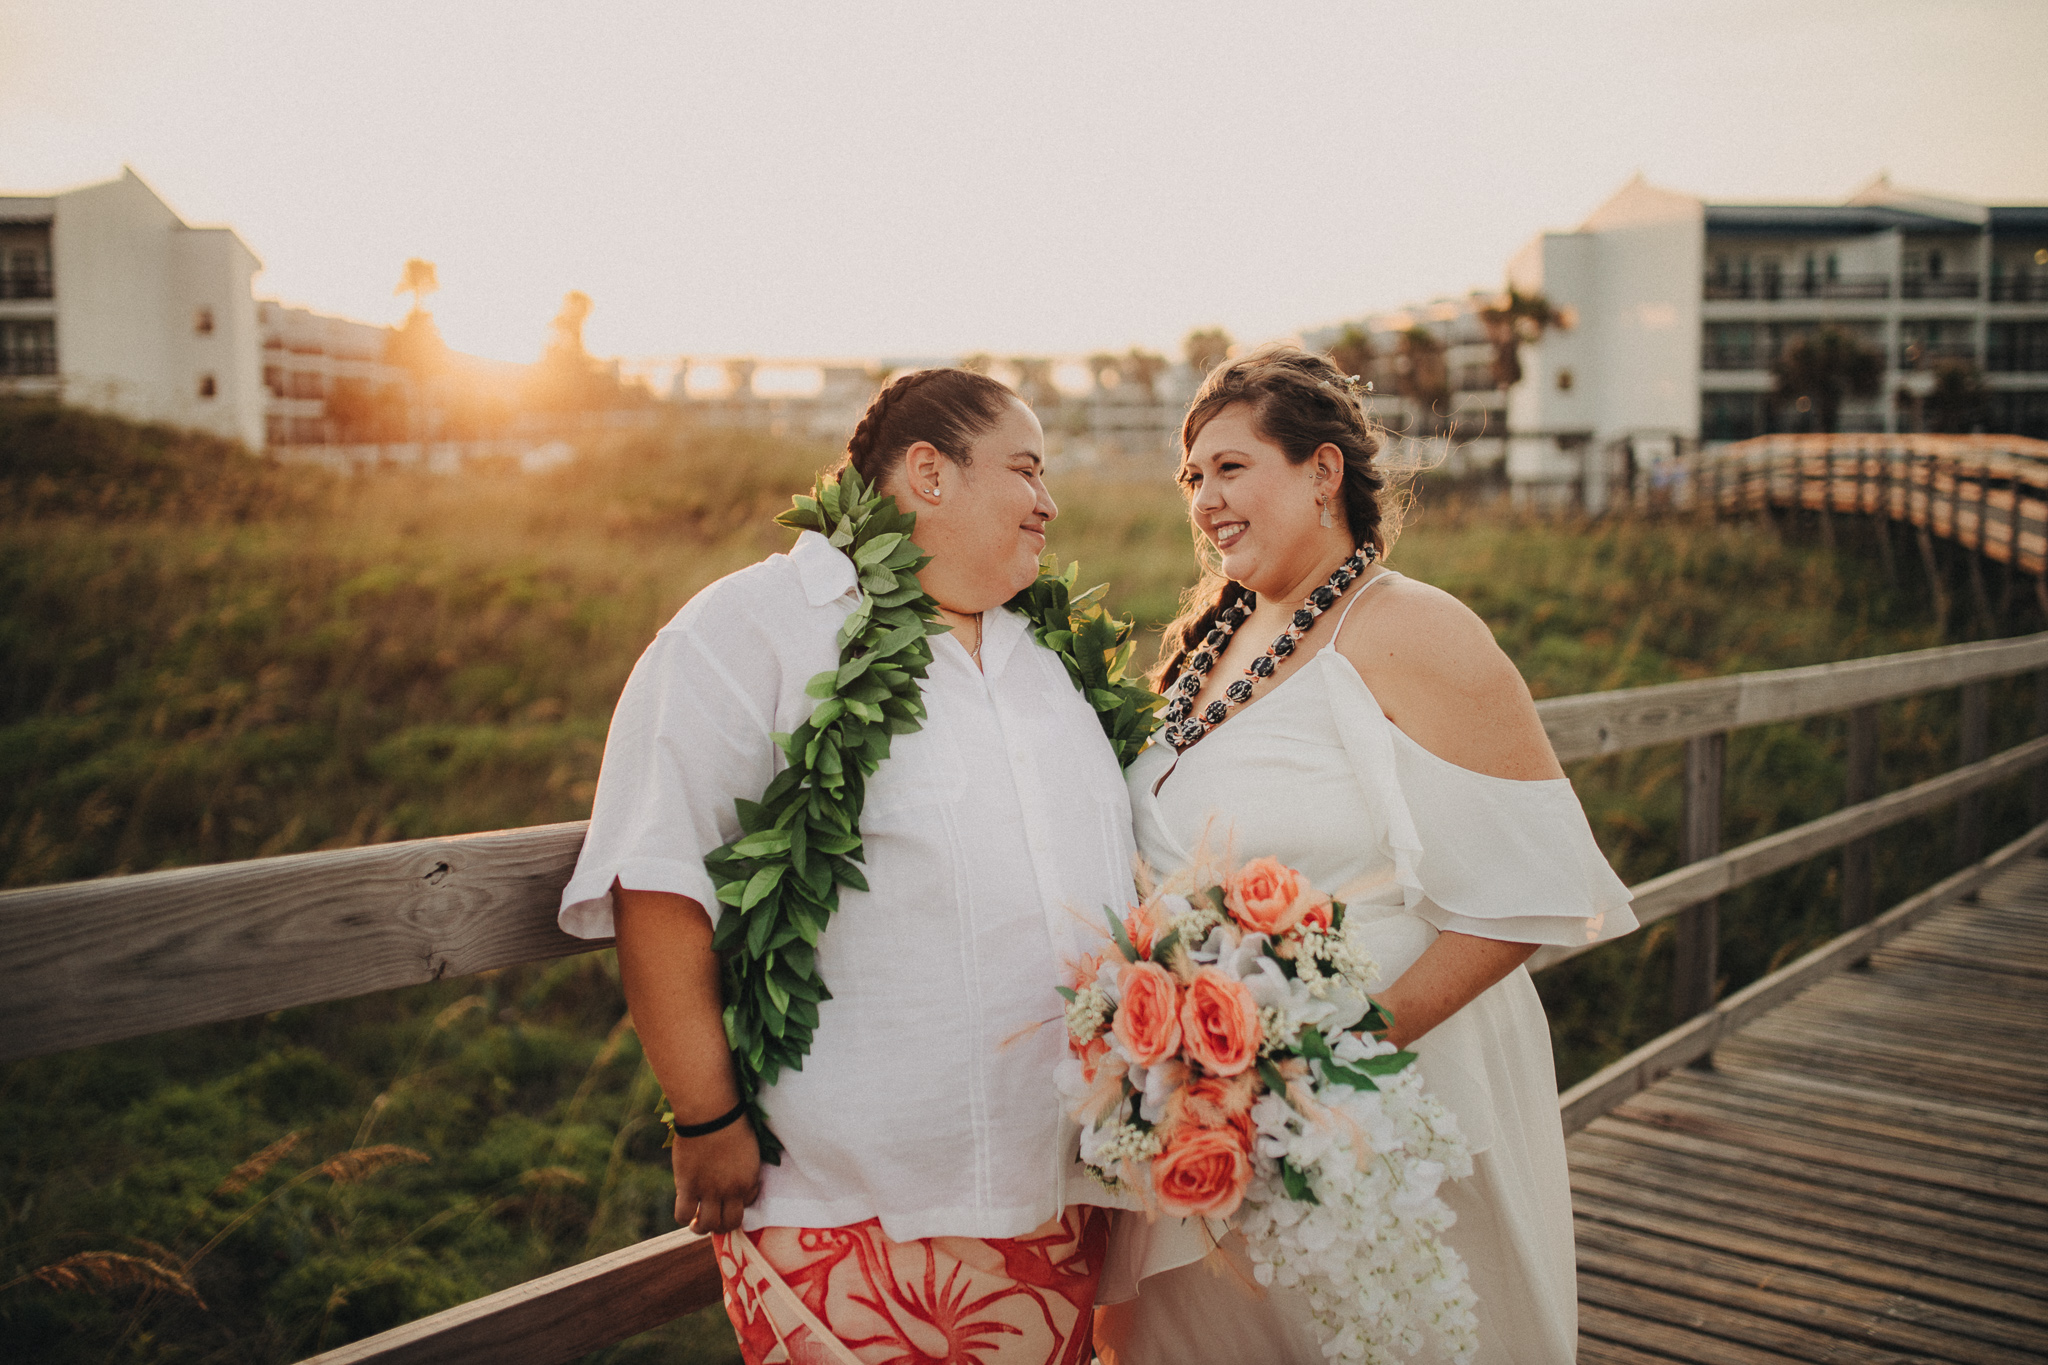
[1323,657,1635,948]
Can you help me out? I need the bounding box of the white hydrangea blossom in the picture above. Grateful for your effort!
[1235,1034,1480,1365]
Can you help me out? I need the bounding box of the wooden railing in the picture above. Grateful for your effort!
[5,632,2047,1364]
[1643,434,2048,606]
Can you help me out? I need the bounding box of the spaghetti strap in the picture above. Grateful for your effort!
[1324,569,1401,652]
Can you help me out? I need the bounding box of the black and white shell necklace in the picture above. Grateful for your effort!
[1162,546,1377,751]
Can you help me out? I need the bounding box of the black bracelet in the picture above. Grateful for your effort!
[666,1100,747,1140]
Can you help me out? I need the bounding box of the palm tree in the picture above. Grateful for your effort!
[1394,326,1450,435]
[1327,324,1376,388]
[1478,288,1568,390]
[1123,348,1168,406]
[394,258,439,314]
[1771,326,1882,434]
[1923,358,1989,434]
[1183,328,1232,379]
[1008,357,1058,410]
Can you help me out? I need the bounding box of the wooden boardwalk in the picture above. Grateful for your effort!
[1570,851,2048,1364]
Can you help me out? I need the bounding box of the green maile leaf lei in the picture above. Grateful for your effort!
[674,466,1166,1164]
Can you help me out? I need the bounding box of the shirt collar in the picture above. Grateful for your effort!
[790,530,859,607]
[793,530,1032,680]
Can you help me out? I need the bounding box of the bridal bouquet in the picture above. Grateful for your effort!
[1057,852,1479,1364]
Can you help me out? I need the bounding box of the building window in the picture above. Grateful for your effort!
[198,373,217,399]
[1701,392,1763,443]
[1987,322,2048,373]
[0,318,57,375]
[287,371,324,400]
[195,308,215,335]
[0,244,53,300]
[1556,368,1573,392]
[263,365,285,397]
[1985,390,2048,439]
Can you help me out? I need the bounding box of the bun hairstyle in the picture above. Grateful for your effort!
[840,366,1020,488]
[1153,343,1392,694]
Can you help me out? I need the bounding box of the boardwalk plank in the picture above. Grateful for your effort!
[1571,1168,2048,1301]
[1571,1139,2048,1297]
[1577,1270,1928,1362]
[1573,853,2048,1361]
[1576,1217,2048,1354]
[1571,1129,2048,1266]
[1579,1300,1808,1365]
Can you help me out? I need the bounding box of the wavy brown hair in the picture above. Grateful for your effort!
[1153,344,1393,694]
[836,367,1019,487]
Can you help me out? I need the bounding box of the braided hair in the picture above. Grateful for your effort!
[839,367,1020,487]
[1153,344,1393,695]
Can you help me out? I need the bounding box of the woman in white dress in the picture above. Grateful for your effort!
[1093,346,1635,1365]
[558,369,1139,1364]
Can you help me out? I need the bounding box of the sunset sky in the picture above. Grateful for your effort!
[3,1,2045,367]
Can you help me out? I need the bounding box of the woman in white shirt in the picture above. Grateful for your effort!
[558,368,1139,1365]
[1094,346,1634,1364]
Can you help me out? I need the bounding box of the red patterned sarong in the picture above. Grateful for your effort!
[713,1207,1106,1365]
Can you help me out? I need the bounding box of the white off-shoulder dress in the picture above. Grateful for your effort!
[1099,577,1636,1365]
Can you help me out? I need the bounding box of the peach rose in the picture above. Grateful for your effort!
[1152,1125,1254,1219]
[1295,890,1334,934]
[1225,856,1311,936]
[1178,967,1262,1076]
[1112,960,1183,1067]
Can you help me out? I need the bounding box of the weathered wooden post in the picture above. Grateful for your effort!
[1958,681,1991,866]
[1673,731,1725,1023]
[1842,704,1880,928]
[2034,668,2048,827]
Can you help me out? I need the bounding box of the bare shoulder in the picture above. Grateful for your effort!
[1337,574,1514,696]
[1335,572,1563,780]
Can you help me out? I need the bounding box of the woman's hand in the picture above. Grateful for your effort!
[612,882,763,1237]
[672,1117,762,1234]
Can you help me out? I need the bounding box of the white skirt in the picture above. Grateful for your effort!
[1094,908,1578,1365]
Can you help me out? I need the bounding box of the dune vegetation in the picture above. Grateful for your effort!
[2,398,2038,1361]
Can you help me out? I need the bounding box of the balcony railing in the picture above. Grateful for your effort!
[1901,274,1980,300]
[1990,276,2048,304]
[0,271,54,301]
[1703,274,1890,302]
[1900,342,1978,369]
[1701,346,1769,371]
[0,352,58,377]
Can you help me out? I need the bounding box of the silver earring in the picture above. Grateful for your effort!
[1319,497,1334,529]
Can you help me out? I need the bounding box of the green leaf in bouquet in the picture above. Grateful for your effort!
[1149,925,1182,967]
[1318,1061,1380,1093]
[1055,985,1079,1003]
[1104,904,1139,962]
[1278,1158,1320,1205]
[1258,1057,1292,1101]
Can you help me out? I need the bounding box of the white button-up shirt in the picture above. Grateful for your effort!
[560,530,1138,1240]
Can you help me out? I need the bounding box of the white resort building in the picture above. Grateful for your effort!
[0,167,266,448]
[1504,175,2048,509]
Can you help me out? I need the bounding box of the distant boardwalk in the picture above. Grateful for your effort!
[1570,850,2048,1363]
